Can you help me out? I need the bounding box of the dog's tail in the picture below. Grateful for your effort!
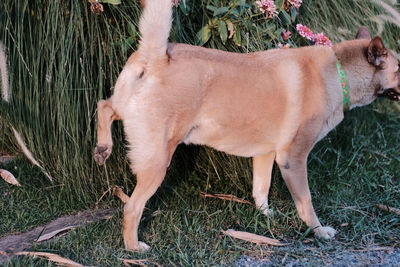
[0,42,9,102]
[137,0,172,68]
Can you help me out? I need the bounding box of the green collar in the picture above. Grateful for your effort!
[336,60,351,111]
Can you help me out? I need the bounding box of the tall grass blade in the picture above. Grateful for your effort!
[0,43,8,102]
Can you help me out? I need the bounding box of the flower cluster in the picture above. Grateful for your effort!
[172,0,180,7]
[256,0,278,18]
[278,43,291,49]
[287,0,302,9]
[313,32,332,46]
[296,24,332,46]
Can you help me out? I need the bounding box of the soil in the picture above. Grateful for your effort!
[235,247,400,266]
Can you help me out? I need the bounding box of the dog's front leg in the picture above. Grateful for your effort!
[252,152,275,215]
[94,99,118,165]
[278,153,336,239]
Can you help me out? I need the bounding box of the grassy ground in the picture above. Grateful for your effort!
[1,99,399,266]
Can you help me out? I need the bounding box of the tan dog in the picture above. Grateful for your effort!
[94,0,400,251]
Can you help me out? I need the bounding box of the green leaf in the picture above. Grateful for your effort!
[275,0,285,9]
[238,0,246,7]
[206,5,218,13]
[290,7,297,22]
[179,0,190,15]
[99,0,121,5]
[281,10,292,25]
[196,25,211,46]
[230,8,240,17]
[127,22,136,37]
[214,6,229,16]
[218,20,228,44]
[233,29,241,47]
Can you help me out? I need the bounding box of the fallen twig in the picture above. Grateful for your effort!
[112,186,130,204]
[375,204,400,216]
[0,209,115,264]
[95,186,114,207]
[200,192,253,205]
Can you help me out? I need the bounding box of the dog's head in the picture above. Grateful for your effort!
[355,26,400,101]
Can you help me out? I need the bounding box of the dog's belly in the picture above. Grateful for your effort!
[182,117,279,157]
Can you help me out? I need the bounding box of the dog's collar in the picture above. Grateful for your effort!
[335,60,351,111]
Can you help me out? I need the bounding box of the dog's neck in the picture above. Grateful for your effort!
[335,59,351,111]
[332,40,378,109]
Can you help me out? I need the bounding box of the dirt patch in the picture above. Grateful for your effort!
[235,247,400,266]
[0,208,115,263]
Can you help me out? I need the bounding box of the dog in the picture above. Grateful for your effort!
[94,0,400,251]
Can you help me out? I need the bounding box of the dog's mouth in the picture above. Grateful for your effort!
[377,88,400,101]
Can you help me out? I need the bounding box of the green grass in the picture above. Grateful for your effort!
[1,0,400,265]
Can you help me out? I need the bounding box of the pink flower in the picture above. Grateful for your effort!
[281,29,292,40]
[256,0,278,18]
[287,0,302,9]
[296,24,315,41]
[172,0,180,6]
[296,24,332,47]
[278,42,290,49]
[314,32,332,47]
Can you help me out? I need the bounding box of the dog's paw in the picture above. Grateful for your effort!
[94,145,112,165]
[125,241,150,252]
[314,226,337,239]
[260,207,274,216]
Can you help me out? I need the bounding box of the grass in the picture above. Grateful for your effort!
[1,99,400,265]
[1,0,400,265]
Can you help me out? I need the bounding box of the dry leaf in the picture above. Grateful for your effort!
[222,229,288,246]
[200,192,253,205]
[35,226,76,242]
[120,258,161,267]
[12,128,54,182]
[0,154,15,164]
[14,251,87,267]
[375,204,400,216]
[112,186,130,204]
[226,21,235,39]
[0,169,21,186]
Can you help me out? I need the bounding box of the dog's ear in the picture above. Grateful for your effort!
[367,36,388,67]
[355,26,371,40]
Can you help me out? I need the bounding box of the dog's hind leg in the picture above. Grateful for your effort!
[123,164,167,251]
[252,152,275,215]
[123,134,179,251]
[94,99,119,165]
